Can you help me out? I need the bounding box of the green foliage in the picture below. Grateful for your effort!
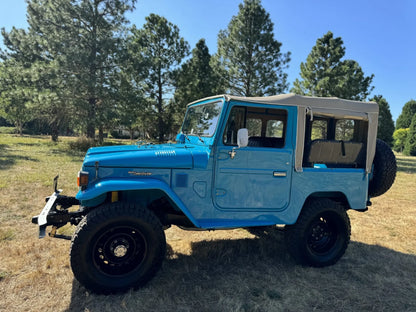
[292,31,374,100]
[396,99,416,130]
[370,95,394,146]
[393,128,409,153]
[403,114,416,156]
[111,68,145,140]
[216,0,290,96]
[0,61,34,135]
[129,14,189,141]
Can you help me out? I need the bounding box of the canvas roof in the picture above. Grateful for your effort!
[191,93,378,118]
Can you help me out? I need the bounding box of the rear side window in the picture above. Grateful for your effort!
[311,120,328,140]
[304,115,368,169]
[335,119,355,141]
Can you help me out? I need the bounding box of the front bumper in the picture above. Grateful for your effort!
[32,176,82,239]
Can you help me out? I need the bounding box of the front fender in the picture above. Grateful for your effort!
[76,178,200,227]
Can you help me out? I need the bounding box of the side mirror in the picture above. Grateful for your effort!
[229,128,248,159]
[237,128,248,148]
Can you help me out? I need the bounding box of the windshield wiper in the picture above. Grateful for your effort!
[195,133,204,143]
[181,132,203,143]
[181,132,191,142]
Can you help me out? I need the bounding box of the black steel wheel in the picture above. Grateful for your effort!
[306,213,339,255]
[92,225,147,276]
[70,202,166,294]
[285,199,350,267]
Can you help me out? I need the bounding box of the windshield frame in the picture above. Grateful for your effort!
[180,99,224,138]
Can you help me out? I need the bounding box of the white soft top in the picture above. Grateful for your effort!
[191,93,378,117]
[191,93,379,173]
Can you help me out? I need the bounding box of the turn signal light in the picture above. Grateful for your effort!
[77,171,89,187]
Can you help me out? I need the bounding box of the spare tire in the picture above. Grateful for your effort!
[368,139,396,197]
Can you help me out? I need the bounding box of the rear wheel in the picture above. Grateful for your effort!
[285,199,350,267]
[70,202,166,294]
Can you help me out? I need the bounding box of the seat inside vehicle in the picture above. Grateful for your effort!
[304,139,366,168]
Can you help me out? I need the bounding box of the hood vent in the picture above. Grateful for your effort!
[155,150,176,158]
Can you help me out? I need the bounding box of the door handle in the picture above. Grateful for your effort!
[273,171,287,177]
[228,149,237,159]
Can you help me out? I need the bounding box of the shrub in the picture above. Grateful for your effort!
[403,114,416,156]
[393,128,409,153]
[110,130,131,140]
[68,137,97,152]
[0,127,17,134]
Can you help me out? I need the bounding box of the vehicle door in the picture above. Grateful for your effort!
[214,103,294,210]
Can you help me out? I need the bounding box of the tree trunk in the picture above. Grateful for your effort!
[86,3,98,140]
[86,97,96,139]
[98,125,104,145]
[157,65,164,143]
[129,127,134,140]
[50,120,59,142]
[16,121,23,136]
[158,108,164,142]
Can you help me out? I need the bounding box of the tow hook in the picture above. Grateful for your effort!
[49,226,72,240]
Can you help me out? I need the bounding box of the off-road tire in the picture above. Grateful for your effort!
[70,202,166,294]
[285,199,350,267]
[369,139,397,197]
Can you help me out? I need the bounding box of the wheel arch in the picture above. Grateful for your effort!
[303,192,351,210]
[75,178,200,228]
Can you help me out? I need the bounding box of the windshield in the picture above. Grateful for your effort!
[181,100,223,137]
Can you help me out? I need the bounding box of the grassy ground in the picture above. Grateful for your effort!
[0,134,415,312]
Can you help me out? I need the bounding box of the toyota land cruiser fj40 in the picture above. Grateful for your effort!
[32,93,396,294]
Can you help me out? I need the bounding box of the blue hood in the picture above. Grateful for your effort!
[83,143,209,169]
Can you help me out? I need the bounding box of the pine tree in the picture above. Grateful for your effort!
[171,39,225,132]
[403,113,416,156]
[1,0,136,142]
[0,60,34,135]
[129,14,189,142]
[396,99,416,130]
[292,31,374,100]
[370,95,394,146]
[216,0,290,96]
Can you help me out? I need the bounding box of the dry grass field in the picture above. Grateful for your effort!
[0,134,415,312]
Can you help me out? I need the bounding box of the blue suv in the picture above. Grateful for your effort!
[33,94,396,294]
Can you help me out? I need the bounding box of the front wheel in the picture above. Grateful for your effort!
[70,203,166,294]
[285,199,350,267]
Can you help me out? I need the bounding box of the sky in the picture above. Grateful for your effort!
[0,0,415,121]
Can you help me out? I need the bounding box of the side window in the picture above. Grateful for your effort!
[247,118,262,136]
[223,106,246,145]
[335,119,355,141]
[223,105,287,148]
[311,119,328,140]
[266,120,284,138]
